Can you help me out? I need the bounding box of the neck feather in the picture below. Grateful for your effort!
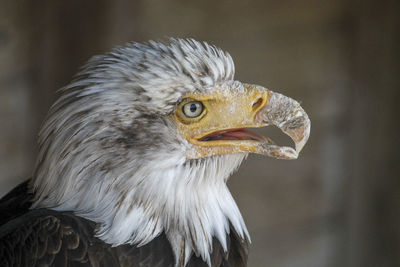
[32,152,249,265]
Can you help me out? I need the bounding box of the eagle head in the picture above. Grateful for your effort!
[30,39,310,265]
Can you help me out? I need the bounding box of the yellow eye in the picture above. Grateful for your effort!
[182,101,204,118]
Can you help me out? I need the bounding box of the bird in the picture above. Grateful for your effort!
[0,38,310,267]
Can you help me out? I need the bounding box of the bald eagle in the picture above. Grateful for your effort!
[0,39,310,267]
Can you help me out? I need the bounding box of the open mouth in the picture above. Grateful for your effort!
[198,128,268,142]
[194,124,307,160]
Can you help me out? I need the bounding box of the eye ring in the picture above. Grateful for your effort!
[182,101,204,118]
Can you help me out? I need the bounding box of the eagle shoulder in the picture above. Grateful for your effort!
[0,207,113,266]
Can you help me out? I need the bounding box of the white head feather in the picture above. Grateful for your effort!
[31,39,249,266]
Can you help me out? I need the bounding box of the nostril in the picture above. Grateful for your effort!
[252,97,264,111]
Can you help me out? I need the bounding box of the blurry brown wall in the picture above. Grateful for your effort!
[0,0,399,266]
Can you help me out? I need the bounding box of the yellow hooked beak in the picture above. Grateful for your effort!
[174,84,310,160]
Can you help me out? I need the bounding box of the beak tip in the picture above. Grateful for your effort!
[294,120,311,154]
[257,90,311,160]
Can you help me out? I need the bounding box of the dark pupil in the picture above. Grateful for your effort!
[190,103,197,113]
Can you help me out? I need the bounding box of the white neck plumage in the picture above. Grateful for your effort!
[34,151,249,266]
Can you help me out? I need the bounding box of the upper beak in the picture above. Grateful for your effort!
[254,89,311,159]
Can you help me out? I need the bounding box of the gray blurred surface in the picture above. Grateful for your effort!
[0,0,399,266]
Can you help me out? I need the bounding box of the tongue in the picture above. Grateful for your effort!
[201,129,266,142]
[222,129,264,141]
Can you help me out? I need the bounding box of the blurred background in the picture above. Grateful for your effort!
[0,0,399,266]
